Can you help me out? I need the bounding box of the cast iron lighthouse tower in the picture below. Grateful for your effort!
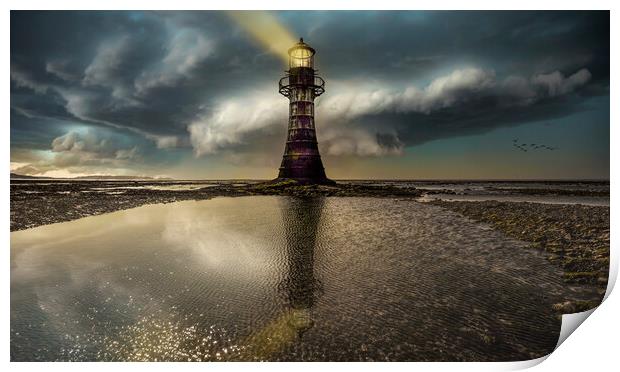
[276,38,333,184]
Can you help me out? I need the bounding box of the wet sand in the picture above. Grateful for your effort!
[11,196,595,361]
[431,200,609,312]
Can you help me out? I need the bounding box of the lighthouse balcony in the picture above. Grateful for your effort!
[279,75,325,97]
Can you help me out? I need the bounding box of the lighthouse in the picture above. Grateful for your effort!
[276,38,334,184]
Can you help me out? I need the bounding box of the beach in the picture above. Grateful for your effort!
[10,179,610,361]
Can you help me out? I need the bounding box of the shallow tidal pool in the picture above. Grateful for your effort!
[11,196,572,361]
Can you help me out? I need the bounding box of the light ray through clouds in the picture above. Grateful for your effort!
[227,11,297,64]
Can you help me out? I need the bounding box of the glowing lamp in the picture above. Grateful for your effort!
[288,38,315,69]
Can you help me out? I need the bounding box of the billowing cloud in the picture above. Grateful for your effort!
[531,68,592,97]
[321,68,591,120]
[83,36,133,95]
[13,130,143,177]
[135,28,215,94]
[321,128,404,156]
[51,131,88,152]
[186,67,592,157]
[318,68,497,121]
[146,134,180,149]
[188,91,285,156]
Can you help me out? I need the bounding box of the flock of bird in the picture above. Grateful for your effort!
[512,139,557,152]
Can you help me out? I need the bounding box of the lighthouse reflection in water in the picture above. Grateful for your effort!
[279,197,324,338]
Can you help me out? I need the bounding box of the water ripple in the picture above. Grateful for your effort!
[11,196,575,361]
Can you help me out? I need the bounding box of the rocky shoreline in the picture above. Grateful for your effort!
[431,200,609,312]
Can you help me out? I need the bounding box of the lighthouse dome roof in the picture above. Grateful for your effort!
[288,38,316,56]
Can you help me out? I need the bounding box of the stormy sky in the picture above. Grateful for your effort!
[10,11,609,179]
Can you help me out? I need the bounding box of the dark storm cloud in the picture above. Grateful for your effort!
[10,10,609,175]
[279,11,609,83]
[11,11,276,141]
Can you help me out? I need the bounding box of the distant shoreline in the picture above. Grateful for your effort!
[9,173,610,183]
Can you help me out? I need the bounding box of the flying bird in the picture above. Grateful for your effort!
[511,140,558,152]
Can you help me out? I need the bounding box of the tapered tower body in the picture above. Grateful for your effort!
[276,39,333,184]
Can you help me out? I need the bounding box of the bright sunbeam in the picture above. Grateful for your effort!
[227,11,297,64]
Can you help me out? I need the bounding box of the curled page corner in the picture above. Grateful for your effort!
[555,307,597,350]
[603,261,617,302]
[522,250,616,368]
[504,307,598,371]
